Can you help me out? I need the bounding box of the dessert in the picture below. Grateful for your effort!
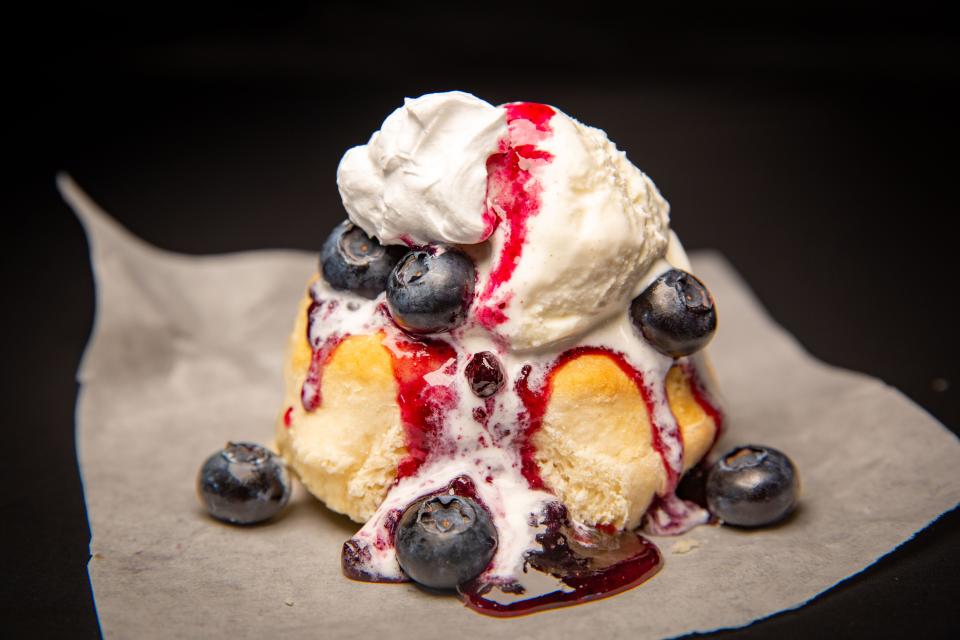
[259,91,785,615]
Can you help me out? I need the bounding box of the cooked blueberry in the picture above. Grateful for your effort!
[465,351,504,398]
[386,248,475,334]
[197,442,291,525]
[706,445,799,527]
[630,269,717,358]
[320,221,405,299]
[395,494,497,589]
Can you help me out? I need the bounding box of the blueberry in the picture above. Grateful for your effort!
[395,494,497,589]
[465,351,504,398]
[386,248,475,334]
[706,445,799,527]
[675,462,710,508]
[320,221,405,299]
[630,269,717,358]
[197,442,291,525]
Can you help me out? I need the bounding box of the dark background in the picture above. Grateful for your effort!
[5,3,958,637]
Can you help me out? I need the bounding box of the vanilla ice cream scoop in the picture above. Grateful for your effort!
[476,103,670,350]
[337,92,670,351]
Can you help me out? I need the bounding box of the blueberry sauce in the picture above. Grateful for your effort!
[386,334,459,479]
[515,364,548,490]
[300,331,343,412]
[459,502,662,616]
[300,295,350,412]
[684,360,725,446]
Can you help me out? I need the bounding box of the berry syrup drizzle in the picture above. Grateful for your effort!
[300,299,344,412]
[297,103,723,615]
[388,335,458,479]
[475,103,555,329]
[685,360,725,445]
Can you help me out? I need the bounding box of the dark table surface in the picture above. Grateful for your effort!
[5,5,958,638]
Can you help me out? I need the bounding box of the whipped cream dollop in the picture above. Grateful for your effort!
[336,91,670,351]
[337,91,507,246]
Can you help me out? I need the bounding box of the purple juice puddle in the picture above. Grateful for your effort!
[458,502,663,617]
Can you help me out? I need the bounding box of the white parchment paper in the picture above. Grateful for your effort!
[62,175,960,639]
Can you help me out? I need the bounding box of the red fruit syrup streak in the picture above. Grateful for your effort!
[475,103,555,329]
[300,333,343,411]
[684,361,725,446]
[643,362,725,532]
[300,297,349,412]
[384,333,459,480]
[300,301,346,412]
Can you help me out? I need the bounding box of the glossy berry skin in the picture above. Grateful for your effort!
[465,351,504,398]
[706,445,799,527]
[630,269,717,358]
[675,462,710,508]
[386,248,476,334]
[197,442,291,525]
[395,494,497,589]
[320,221,405,299]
